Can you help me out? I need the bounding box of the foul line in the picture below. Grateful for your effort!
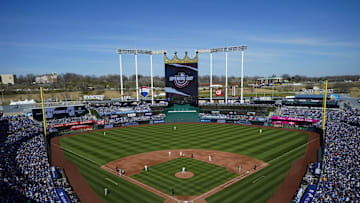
[105,178,118,186]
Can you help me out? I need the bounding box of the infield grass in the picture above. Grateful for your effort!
[132,157,238,196]
[59,123,309,202]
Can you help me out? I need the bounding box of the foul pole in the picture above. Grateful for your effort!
[322,80,328,131]
[40,87,47,136]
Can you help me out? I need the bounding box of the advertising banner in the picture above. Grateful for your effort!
[271,116,319,123]
[32,106,88,121]
[141,86,149,98]
[83,95,104,100]
[215,89,223,96]
[55,188,71,203]
[48,120,94,128]
[300,185,317,203]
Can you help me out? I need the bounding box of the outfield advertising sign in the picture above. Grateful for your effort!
[141,86,149,98]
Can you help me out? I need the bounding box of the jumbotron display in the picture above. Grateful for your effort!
[164,52,198,106]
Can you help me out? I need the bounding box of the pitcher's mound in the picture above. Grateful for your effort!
[175,171,194,179]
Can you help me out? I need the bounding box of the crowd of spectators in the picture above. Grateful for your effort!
[0,115,58,202]
[314,120,360,202]
[279,107,323,120]
[199,113,249,120]
[95,106,134,116]
[278,106,360,202]
[94,103,152,116]
[46,115,94,125]
[104,114,166,125]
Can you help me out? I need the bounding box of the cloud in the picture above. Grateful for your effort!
[247,36,360,48]
[0,41,117,53]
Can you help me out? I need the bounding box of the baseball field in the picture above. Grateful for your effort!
[55,123,310,202]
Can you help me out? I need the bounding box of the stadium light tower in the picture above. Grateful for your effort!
[117,49,165,103]
[197,45,247,103]
[240,45,247,104]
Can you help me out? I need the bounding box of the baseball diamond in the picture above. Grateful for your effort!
[50,123,318,202]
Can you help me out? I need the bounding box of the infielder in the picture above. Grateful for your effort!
[105,187,108,197]
[238,165,241,173]
[145,165,148,172]
[169,151,171,158]
[209,155,212,161]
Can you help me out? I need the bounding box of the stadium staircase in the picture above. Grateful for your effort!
[164,104,201,123]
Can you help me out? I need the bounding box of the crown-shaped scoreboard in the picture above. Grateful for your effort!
[164,51,199,106]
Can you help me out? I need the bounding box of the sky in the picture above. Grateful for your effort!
[0,0,360,77]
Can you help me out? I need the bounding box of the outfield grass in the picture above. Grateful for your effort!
[132,157,238,196]
[60,123,309,202]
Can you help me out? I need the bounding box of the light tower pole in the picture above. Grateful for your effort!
[210,53,213,103]
[240,45,247,104]
[225,51,228,103]
[135,53,139,101]
[118,54,124,100]
[150,54,153,104]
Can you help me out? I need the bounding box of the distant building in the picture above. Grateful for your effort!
[35,72,57,84]
[0,74,15,85]
[256,76,283,86]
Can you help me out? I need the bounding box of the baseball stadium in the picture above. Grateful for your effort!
[3,45,360,203]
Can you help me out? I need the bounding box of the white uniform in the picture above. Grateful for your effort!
[174,126,176,130]
[259,129,262,134]
[104,131,106,136]
[182,167,185,173]
[169,151,171,158]
[145,165,148,172]
[180,152,182,157]
[209,155,212,161]
[105,188,108,196]
[238,165,241,172]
